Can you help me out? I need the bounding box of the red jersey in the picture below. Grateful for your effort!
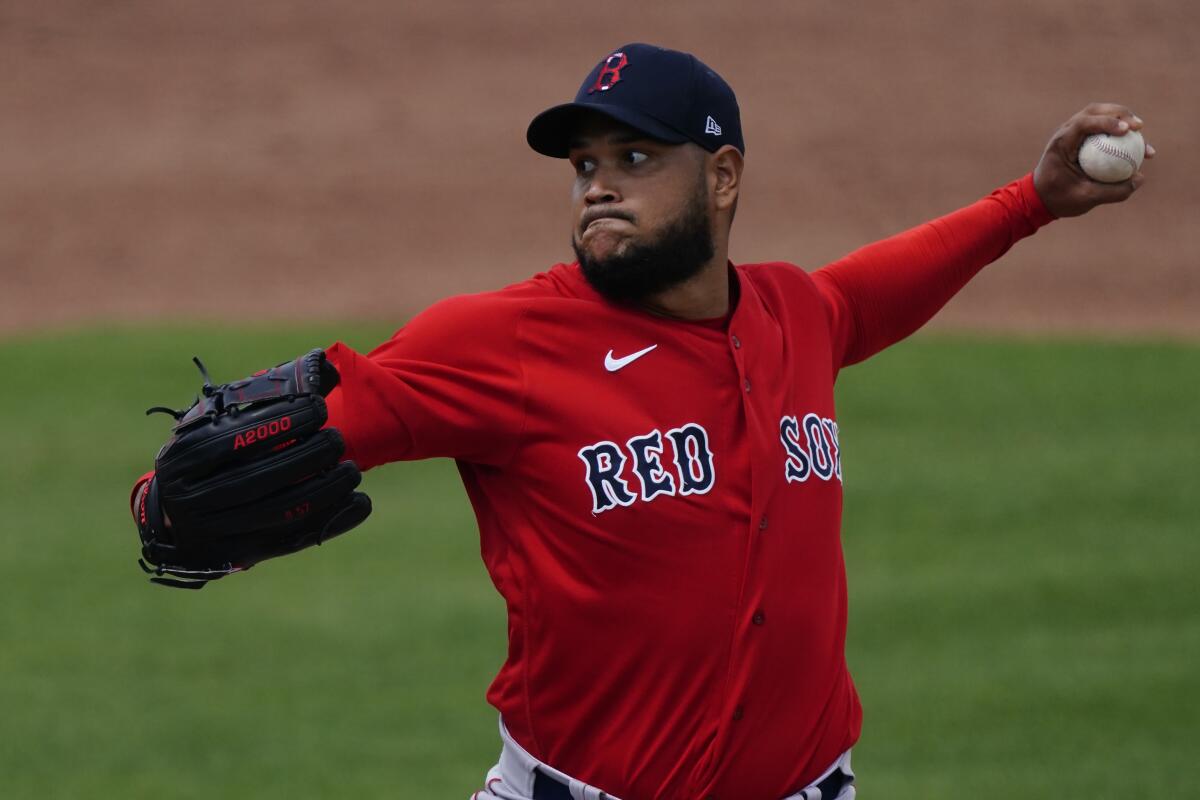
[324,175,1053,799]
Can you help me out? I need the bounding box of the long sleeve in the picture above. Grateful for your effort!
[812,173,1055,369]
[322,293,528,471]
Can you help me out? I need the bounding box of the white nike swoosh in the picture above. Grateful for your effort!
[604,344,658,372]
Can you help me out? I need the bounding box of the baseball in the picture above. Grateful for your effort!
[1078,129,1145,183]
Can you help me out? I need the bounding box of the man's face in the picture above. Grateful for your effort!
[567,114,715,304]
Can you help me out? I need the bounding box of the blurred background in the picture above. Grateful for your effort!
[1,1,1197,798]
[3,0,1197,335]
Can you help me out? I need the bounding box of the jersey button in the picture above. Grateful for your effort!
[758,514,769,531]
[732,705,744,721]
[731,334,742,349]
[752,611,765,626]
[743,378,751,392]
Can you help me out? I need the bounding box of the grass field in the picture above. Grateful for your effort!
[1,326,1196,799]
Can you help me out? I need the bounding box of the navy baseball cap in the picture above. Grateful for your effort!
[527,43,744,158]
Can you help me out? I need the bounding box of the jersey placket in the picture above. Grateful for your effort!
[693,280,788,797]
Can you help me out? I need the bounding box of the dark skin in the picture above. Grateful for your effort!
[568,114,743,320]
[1033,102,1155,217]
[567,104,1154,320]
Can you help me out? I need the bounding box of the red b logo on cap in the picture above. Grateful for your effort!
[589,52,628,93]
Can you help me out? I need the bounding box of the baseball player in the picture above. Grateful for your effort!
[131,43,1151,800]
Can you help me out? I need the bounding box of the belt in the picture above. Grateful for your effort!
[532,767,852,800]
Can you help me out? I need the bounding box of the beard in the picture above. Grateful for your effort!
[572,186,715,305]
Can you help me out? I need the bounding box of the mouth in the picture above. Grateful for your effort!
[580,213,634,237]
[586,216,626,229]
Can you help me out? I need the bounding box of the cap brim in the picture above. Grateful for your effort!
[526,102,690,158]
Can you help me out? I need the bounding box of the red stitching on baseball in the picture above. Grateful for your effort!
[1090,138,1138,169]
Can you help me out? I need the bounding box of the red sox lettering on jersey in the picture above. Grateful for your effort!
[322,174,1052,800]
[577,423,716,513]
[578,414,841,515]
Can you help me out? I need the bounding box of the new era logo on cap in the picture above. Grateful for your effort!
[526,43,745,158]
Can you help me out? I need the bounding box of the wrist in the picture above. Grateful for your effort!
[1022,172,1058,226]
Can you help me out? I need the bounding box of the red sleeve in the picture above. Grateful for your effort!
[322,294,528,470]
[812,173,1055,368]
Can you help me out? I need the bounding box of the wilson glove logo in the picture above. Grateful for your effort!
[233,416,294,450]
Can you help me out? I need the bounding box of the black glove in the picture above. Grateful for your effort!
[131,349,371,588]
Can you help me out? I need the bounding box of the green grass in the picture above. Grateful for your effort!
[1,326,1196,799]
[837,338,1200,798]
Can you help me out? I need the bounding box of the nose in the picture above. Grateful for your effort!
[583,169,621,206]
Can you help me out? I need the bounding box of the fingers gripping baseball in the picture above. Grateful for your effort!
[1033,103,1155,218]
[1032,103,1152,217]
[131,349,373,588]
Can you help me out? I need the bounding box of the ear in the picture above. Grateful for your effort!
[708,145,744,213]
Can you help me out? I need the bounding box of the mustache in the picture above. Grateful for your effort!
[579,207,636,230]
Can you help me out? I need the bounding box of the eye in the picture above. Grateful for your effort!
[624,150,648,166]
[573,157,597,176]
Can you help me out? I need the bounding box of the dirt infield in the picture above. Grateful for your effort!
[3,1,1196,337]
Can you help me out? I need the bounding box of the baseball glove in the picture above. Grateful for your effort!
[131,349,371,589]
